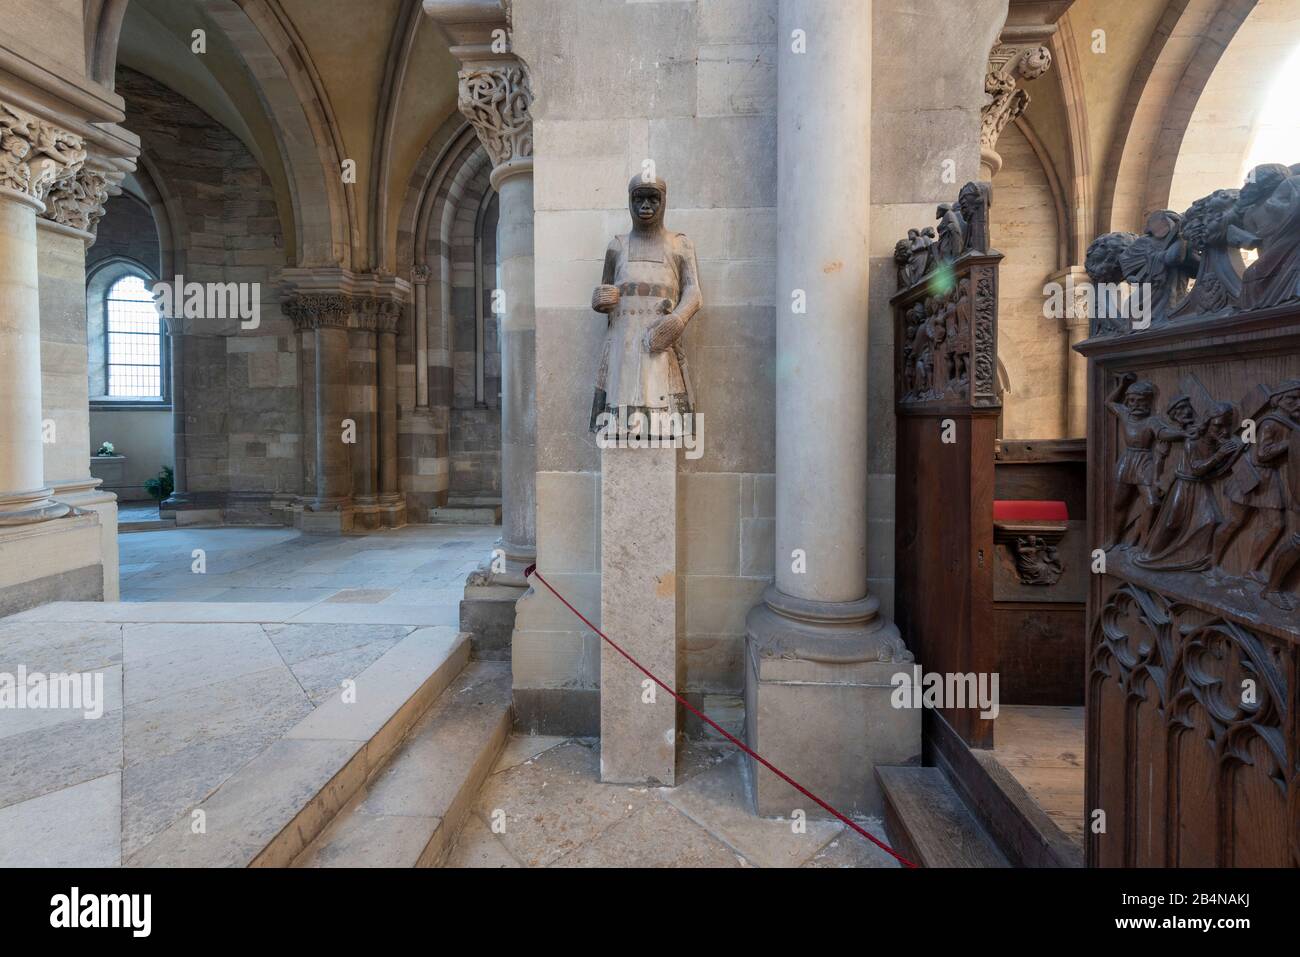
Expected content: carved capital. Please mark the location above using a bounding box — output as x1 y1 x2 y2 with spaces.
457 62 533 173
981 44 1052 167
283 293 350 332
42 166 111 234
0 101 87 205
411 263 431 285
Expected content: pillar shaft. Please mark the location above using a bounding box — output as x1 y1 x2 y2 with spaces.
773 0 872 604
378 327 399 496
314 322 352 507
496 169 536 561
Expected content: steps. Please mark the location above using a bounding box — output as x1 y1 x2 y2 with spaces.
127 627 471 867
293 660 512 867
429 496 502 526
877 766 1009 868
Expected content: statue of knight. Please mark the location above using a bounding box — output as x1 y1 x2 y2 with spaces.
589 175 703 439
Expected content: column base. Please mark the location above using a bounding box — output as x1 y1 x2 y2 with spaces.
460 553 529 661
377 493 407 528
295 497 356 534
0 487 71 526
744 586 921 819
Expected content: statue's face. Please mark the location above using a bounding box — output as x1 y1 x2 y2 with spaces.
631 188 664 227
1279 390 1300 416
1170 403 1194 427
1126 392 1152 416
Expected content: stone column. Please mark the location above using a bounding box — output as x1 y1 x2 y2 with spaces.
412 263 431 409
1052 265 1091 438
744 0 917 819
286 294 355 532
425 0 539 658
458 58 536 570
377 301 406 525
0 103 84 525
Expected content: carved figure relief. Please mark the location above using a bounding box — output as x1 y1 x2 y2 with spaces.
1011 535 1064 586
589 176 702 438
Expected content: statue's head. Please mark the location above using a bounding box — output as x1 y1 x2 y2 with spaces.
1085 231 1137 284
628 174 667 229
958 182 984 217
1272 379 1300 415
1144 209 1182 241
1166 395 1195 427
1204 401 1237 439
1125 380 1155 416
1239 164 1292 207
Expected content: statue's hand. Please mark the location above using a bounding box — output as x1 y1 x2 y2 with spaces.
592 284 620 314
645 313 685 353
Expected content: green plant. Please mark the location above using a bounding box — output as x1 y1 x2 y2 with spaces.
144 465 174 504
95 442 115 456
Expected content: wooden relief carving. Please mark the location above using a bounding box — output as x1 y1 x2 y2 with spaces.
1079 163 1300 868
893 181 999 408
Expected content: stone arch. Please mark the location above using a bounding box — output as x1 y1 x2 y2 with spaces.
1097 0 1259 233
1167 0 1300 212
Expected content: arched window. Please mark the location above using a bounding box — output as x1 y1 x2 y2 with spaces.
87 266 168 406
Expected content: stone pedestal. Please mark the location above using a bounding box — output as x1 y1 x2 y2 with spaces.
599 446 679 786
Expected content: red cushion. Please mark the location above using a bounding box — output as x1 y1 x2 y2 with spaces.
993 500 1069 522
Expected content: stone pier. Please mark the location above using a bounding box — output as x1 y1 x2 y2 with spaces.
743 0 919 819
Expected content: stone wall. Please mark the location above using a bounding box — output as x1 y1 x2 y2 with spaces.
116 67 300 522
991 122 1067 439
87 193 161 276
510 0 781 731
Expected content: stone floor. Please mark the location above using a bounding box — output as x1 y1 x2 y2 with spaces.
0 524 497 867
446 736 899 868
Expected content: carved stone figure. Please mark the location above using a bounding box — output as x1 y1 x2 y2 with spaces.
590 176 702 437
1105 374 1170 548
1236 163 1300 312
1084 231 1138 336
1118 210 1199 327
1010 535 1063 585
1137 401 1242 571
957 181 991 254
894 227 935 289
1170 188 1257 320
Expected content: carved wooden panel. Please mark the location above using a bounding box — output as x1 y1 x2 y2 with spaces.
1079 164 1300 867
892 181 1001 748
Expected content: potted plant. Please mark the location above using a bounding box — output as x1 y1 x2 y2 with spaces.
95 442 115 456
143 465 174 514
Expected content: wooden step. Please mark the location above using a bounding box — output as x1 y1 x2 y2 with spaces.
876 766 1009 868
293 660 512 867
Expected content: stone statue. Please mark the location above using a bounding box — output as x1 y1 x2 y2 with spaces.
1237 163 1300 312
590 176 702 438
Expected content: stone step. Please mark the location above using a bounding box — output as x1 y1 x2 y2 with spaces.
428 505 501 525
876 766 1009 868
126 627 471 867
293 660 512 867
119 517 177 533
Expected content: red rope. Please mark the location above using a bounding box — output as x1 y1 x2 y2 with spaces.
524 564 918 868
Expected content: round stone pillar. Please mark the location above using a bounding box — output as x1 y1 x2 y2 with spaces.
494 166 536 564
314 321 353 510
744 0 917 820
0 190 67 523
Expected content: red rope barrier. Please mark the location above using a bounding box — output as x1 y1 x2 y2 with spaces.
524 563 918 868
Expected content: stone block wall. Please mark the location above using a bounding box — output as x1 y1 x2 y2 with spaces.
511 0 781 731
115 67 300 521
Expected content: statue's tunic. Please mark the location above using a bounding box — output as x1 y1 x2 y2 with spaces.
590 229 702 434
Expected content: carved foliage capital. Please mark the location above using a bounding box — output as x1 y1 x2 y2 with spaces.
42 167 111 234
283 293 350 332
0 101 87 203
982 44 1052 153
457 63 533 171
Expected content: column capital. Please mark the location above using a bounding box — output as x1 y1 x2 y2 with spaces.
282 293 351 332
0 101 87 210
457 60 533 185
411 262 432 285
981 43 1052 177
41 165 113 237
